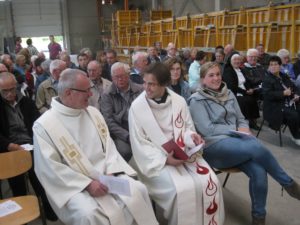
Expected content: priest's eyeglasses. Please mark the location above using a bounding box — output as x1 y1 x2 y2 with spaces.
70 87 92 93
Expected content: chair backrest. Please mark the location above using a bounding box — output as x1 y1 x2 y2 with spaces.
0 150 32 180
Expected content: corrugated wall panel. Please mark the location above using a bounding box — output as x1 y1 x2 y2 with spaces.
12 0 62 37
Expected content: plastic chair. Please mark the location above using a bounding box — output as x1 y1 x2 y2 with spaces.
0 150 43 225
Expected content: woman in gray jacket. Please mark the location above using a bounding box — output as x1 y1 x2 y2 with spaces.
188 62 300 225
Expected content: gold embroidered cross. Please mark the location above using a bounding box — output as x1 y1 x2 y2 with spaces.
60 137 89 175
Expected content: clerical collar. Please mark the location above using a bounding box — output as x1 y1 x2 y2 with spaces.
152 90 168 104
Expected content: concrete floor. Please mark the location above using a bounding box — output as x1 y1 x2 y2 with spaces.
2 121 300 225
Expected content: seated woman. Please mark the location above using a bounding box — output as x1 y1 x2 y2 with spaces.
189 61 300 225
223 53 260 129
164 58 191 101
262 55 300 146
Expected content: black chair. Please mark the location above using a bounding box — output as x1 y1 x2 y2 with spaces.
256 118 287 147
213 167 241 188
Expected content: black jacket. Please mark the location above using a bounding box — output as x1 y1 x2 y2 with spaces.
0 95 40 152
222 65 252 96
262 71 299 130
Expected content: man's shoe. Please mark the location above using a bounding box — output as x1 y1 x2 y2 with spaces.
284 181 300 200
252 216 265 225
291 137 300 146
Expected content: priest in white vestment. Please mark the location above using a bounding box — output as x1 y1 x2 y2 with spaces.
129 62 225 225
33 68 158 225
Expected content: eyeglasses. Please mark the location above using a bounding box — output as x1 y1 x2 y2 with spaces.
70 87 92 93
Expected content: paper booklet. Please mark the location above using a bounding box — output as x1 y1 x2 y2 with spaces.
99 175 131 197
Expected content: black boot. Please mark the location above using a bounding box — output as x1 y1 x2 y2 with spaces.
284 181 300 200
252 216 265 225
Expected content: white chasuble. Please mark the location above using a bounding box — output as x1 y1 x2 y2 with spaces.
33 98 158 225
129 89 225 225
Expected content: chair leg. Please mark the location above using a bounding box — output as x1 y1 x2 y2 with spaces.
38 196 48 225
256 119 264 138
0 180 2 199
279 129 283 147
223 173 230 188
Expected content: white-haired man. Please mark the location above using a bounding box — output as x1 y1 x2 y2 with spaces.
130 51 148 84
35 59 66 113
101 62 143 162
87 60 112 109
33 68 158 225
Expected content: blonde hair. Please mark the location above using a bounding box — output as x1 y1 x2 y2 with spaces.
200 62 221 79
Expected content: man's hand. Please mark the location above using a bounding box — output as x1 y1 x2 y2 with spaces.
246 89 254 95
86 180 108 197
191 133 205 146
166 152 184 166
283 88 292 96
8 143 24 151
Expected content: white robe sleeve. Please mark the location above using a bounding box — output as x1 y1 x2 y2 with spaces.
33 123 92 208
129 107 167 178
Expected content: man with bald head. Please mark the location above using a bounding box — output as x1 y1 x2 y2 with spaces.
87 60 111 109
33 68 158 225
162 42 177 62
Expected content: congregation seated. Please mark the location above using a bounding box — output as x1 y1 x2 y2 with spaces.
277 48 296 81
243 48 267 100
256 44 270 70
147 46 161 64
101 62 143 162
35 59 66 114
87 60 111 109
188 50 207 92
129 62 225 225
33 68 158 225
262 55 300 146
59 51 77 69
188 61 300 225
130 51 148 84
222 53 260 129
102 49 118 81
76 52 89 73
293 50 300 90
164 57 191 101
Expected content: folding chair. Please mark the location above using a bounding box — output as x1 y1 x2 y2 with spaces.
0 150 46 225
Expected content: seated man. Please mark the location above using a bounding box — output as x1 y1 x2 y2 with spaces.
0 72 57 221
33 68 158 225
87 60 111 109
35 59 66 113
129 62 224 225
101 62 142 162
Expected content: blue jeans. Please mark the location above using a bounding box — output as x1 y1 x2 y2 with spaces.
204 137 293 218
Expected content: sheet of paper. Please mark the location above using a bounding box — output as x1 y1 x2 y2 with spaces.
99 175 131 197
228 130 254 139
0 200 22 217
21 144 33 151
186 143 204 157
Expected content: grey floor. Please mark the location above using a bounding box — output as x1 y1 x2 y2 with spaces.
2 121 300 225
